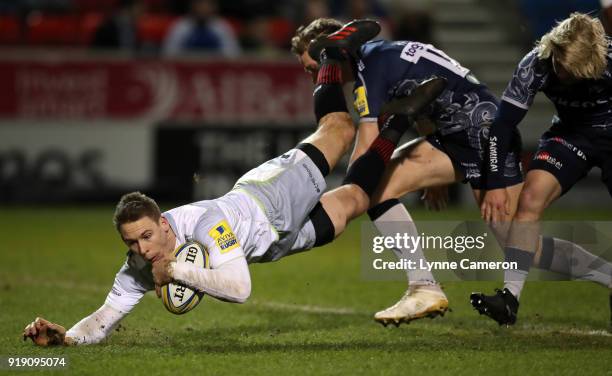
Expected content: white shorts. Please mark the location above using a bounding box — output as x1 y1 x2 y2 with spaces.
233 148 327 262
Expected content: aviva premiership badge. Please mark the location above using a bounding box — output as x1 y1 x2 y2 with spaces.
353 86 370 117
208 220 239 253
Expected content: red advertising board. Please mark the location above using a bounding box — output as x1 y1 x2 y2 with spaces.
0 59 315 123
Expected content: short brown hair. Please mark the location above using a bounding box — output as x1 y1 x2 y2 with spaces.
291 18 343 55
113 191 161 231
537 12 607 80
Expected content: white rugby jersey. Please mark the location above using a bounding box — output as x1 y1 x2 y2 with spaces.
104 189 277 313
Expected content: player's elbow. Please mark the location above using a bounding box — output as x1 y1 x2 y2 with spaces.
232 279 251 303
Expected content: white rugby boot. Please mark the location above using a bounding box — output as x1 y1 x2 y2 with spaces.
374 285 449 327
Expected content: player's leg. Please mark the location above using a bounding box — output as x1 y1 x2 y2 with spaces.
474 181 612 289
358 139 460 325
319 117 456 239
293 45 356 178
297 19 383 174
368 124 513 325
285 80 449 257
471 131 592 325
470 170 561 325
232 42 358 262
531 138 612 292
371 139 460 203
368 126 491 278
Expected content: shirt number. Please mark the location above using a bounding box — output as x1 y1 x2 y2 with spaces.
400 42 469 77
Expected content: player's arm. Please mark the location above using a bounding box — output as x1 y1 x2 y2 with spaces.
153 216 251 304
23 313 121 347
348 46 392 165
482 50 547 222
23 259 149 346
164 256 251 303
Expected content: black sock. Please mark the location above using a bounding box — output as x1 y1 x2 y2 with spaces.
367 199 401 221
309 202 335 247
342 114 411 196
343 152 382 197
296 143 330 177
313 55 347 123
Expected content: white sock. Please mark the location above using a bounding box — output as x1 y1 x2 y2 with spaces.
540 237 612 288
371 201 440 291
503 271 527 299
503 246 534 300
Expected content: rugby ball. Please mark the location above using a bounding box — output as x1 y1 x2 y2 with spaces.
161 241 209 315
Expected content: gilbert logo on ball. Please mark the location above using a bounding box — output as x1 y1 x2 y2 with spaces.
161 241 209 314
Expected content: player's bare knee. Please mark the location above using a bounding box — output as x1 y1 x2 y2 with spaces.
515 188 546 221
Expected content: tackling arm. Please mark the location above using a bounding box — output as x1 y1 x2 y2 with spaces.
485 49 548 189
485 101 527 189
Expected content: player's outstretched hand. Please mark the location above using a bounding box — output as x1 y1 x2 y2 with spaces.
152 253 176 288
421 185 449 211
480 188 510 224
23 317 67 346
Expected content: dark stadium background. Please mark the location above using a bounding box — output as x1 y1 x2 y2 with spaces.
0 0 608 207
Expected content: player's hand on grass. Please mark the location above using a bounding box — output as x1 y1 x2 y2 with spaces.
421 185 449 211
481 188 510 224
23 317 67 346
152 253 176 289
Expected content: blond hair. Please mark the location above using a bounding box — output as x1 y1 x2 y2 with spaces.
537 12 607 80
290 18 342 55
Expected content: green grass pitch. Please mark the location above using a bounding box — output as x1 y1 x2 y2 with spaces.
1 206 611 375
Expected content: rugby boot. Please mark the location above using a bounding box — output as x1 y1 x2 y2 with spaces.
375 285 449 327
470 288 519 326
308 19 381 62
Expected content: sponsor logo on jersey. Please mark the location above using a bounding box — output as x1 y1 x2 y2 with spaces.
353 86 370 116
550 137 587 160
548 95 611 108
489 136 499 172
208 220 239 253
534 152 563 170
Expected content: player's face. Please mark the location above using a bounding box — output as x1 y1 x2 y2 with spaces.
298 51 319 83
119 216 172 263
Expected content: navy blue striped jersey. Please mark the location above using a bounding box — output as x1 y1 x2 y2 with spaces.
500 38 612 131
353 39 498 134
485 38 612 188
